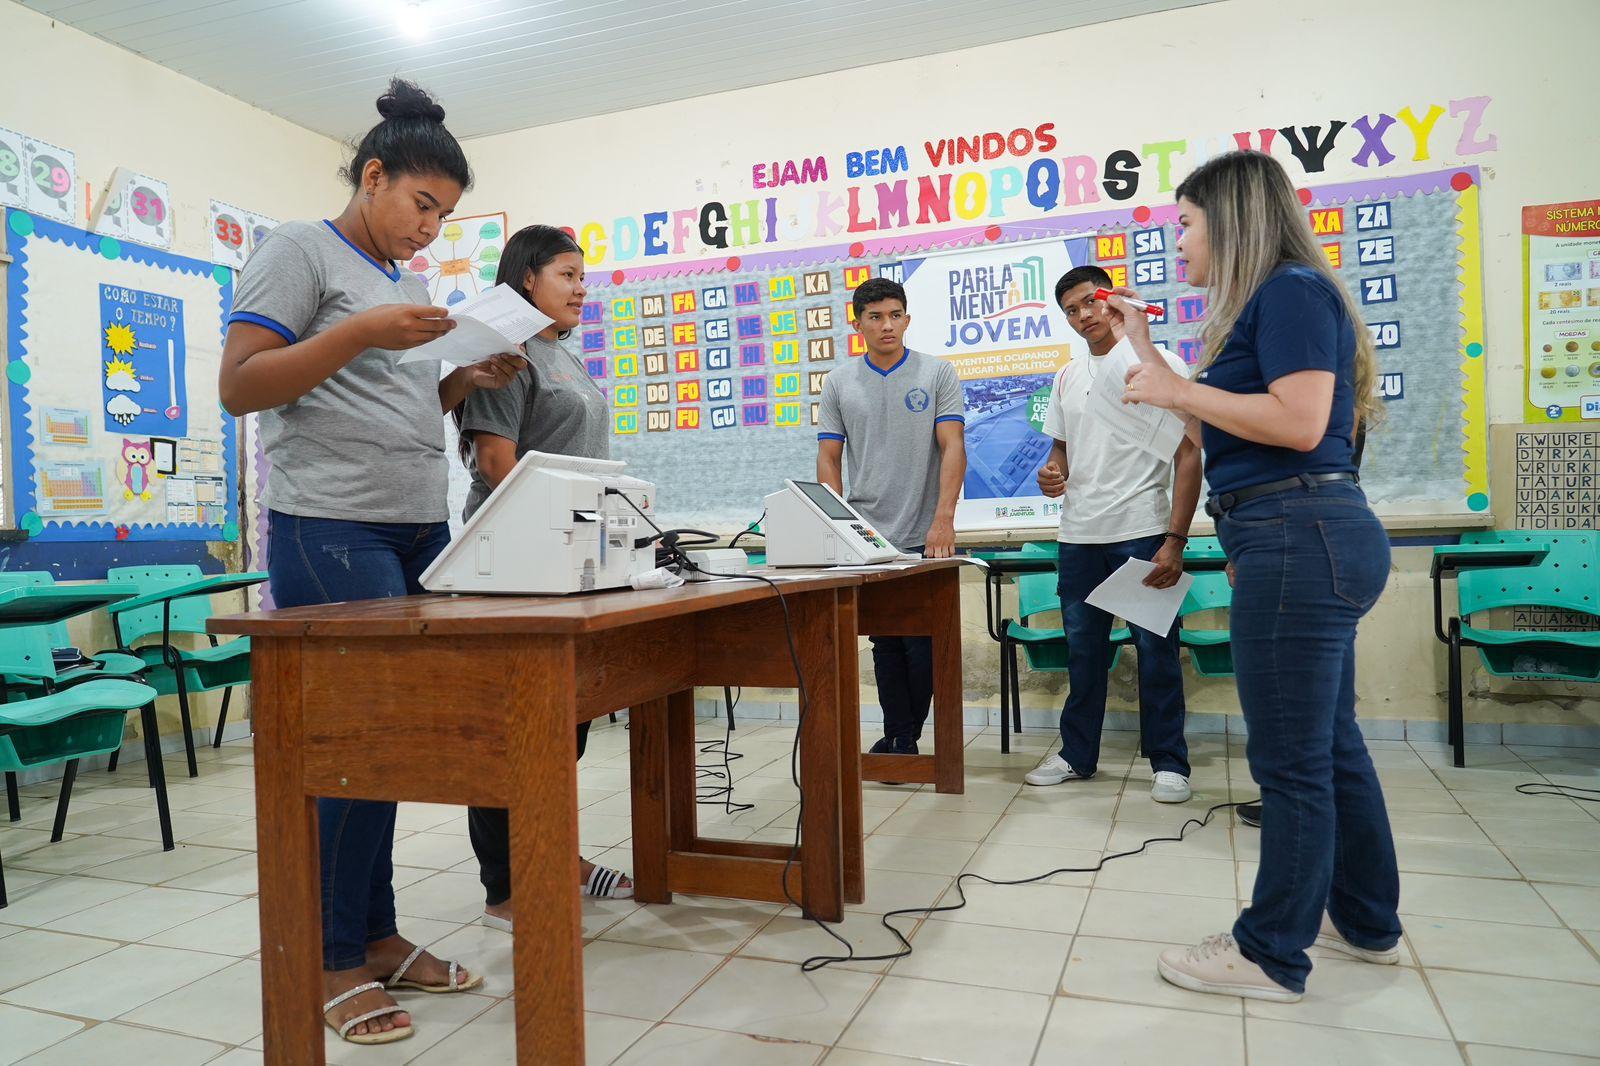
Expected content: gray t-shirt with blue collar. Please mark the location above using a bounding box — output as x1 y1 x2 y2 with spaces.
816 349 965 550
228 219 448 524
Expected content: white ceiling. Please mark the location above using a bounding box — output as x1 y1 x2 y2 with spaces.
19 0 1215 140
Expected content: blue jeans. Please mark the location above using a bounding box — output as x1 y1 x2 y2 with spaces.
870 546 932 742
1056 535 1189 777
1218 480 1402 992
266 510 451 971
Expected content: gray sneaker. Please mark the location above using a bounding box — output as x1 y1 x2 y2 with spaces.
1314 914 1400 965
1024 753 1088 786
1151 771 1192 803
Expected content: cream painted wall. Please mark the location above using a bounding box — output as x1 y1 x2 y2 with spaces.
0 1 344 260
465 0 1600 430
463 0 1600 732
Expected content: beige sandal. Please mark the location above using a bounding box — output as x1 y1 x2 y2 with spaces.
385 943 483 994
324 980 413 1045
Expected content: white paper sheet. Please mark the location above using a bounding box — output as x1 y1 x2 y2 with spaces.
1083 557 1193 636
1086 338 1187 459
399 284 553 366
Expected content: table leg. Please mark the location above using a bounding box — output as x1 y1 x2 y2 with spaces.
666 690 699 852
508 637 585 1066
930 568 966 795
795 590 843 922
253 638 324 1066
835 589 865 905
628 697 671 905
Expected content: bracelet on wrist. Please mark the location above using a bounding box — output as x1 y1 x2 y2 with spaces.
1163 532 1189 544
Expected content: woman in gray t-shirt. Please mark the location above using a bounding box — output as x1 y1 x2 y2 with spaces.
221 80 520 1047
450 226 633 930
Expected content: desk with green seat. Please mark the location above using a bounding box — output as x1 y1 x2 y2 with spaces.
1177 537 1235 678
980 540 1237 752
104 567 266 778
1433 531 1593 767
979 544 1130 753
0 584 171 908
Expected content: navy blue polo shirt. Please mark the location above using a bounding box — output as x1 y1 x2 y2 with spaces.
1197 263 1358 495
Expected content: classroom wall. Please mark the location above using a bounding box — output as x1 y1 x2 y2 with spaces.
463 0 1600 734
0 1 344 755
465 0 1598 431
0 2 345 262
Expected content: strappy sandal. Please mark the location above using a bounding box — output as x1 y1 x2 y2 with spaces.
324 981 412 1045
584 864 634 900
384 943 484 994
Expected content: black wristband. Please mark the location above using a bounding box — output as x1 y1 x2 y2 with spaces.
1164 532 1189 544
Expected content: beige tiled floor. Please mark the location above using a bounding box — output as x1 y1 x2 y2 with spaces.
2 720 1600 1064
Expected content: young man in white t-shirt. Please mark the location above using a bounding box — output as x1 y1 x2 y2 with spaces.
1024 266 1202 802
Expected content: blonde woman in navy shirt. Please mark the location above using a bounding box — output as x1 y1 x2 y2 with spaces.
1117 150 1401 1002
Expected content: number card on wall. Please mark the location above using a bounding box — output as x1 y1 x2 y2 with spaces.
208 199 278 270
92 167 172 249
0 125 76 224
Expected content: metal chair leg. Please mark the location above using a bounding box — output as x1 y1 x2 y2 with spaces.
212 686 234 748
1009 643 1022 737
173 668 199 778
999 638 1012 754
5 772 18 822
107 747 120 773
1448 621 1465 769
140 703 174 850
51 759 79 842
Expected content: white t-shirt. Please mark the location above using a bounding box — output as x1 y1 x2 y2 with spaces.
1043 341 1191 544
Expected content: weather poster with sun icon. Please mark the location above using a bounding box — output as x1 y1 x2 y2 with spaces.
99 283 188 439
406 212 506 306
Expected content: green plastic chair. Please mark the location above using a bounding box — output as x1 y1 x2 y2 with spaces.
105 566 254 778
0 573 148 688
0 674 172 908
998 542 1128 752
1437 530 1599 765
1179 537 1235 677
0 572 152 826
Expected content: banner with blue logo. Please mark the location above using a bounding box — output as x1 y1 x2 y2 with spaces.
901 237 1080 529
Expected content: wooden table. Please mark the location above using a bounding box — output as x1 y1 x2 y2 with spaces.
211 573 871 1066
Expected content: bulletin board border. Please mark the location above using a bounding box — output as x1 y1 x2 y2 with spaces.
4 210 239 543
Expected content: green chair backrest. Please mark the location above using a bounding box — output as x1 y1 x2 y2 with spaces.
1180 570 1233 620
1186 535 1223 555
1457 531 1599 620
0 572 64 683
1004 543 1060 626
106 565 212 644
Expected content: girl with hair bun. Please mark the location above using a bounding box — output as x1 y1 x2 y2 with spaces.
221 78 520 1045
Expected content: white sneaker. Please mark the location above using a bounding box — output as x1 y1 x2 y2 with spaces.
1314 914 1400 965
1151 771 1192 803
1024 753 1088 786
1157 933 1302 1002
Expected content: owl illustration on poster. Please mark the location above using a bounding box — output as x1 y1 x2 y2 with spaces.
407 212 506 306
119 438 154 501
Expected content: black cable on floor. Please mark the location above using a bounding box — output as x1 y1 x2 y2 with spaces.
799 799 1245 972
1516 782 1600 803
696 688 752 816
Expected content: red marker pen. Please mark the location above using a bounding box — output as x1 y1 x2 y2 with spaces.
1094 287 1164 319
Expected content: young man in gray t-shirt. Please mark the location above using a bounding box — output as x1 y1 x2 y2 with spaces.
817 277 966 757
